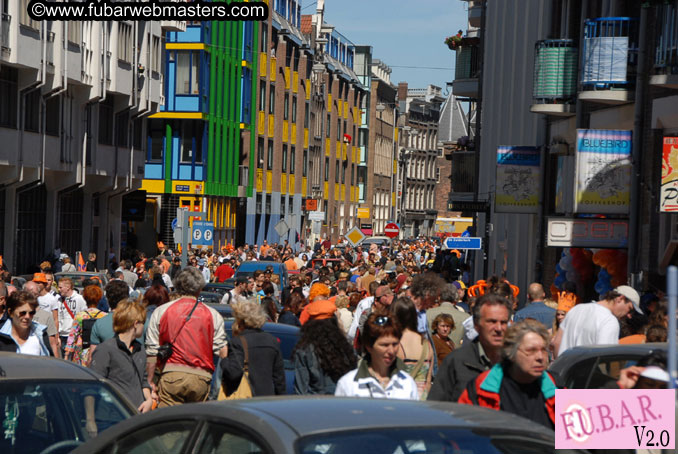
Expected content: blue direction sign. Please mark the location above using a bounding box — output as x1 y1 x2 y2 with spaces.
444 237 482 250
192 221 214 247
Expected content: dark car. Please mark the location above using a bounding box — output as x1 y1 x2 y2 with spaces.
0 353 136 454
197 291 224 305
206 303 299 395
72 397 587 454
54 271 109 290
203 282 234 295
548 343 667 389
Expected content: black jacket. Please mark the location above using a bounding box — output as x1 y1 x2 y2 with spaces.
221 329 286 396
427 338 490 402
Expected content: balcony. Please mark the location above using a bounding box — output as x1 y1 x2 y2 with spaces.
530 39 577 116
452 38 480 98
651 3 678 89
468 1 482 28
160 21 186 32
450 151 475 194
579 17 638 104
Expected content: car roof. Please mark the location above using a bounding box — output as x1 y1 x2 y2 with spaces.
0 352 102 381
238 261 286 270
549 343 667 374
89 397 554 441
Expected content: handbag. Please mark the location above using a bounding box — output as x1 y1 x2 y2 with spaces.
218 336 253 400
157 299 199 362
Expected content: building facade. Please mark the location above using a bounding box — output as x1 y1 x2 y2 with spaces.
0 2 166 273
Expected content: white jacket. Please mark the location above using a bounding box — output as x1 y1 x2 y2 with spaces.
335 360 419 400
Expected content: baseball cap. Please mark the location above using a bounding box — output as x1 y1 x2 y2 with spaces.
33 273 48 284
615 285 642 314
639 366 670 383
197 258 206 266
59 253 69 260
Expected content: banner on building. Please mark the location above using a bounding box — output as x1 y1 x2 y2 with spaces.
661 137 678 212
495 146 541 213
574 129 631 214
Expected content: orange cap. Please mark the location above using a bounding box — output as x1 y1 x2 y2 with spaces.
306 299 337 321
308 283 330 303
33 273 48 284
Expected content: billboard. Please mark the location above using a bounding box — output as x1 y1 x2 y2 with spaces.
574 129 631 214
661 137 678 212
495 146 541 213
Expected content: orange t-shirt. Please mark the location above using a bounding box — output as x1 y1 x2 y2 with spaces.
618 334 646 345
284 259 298 270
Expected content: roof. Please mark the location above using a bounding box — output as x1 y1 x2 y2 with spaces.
438 93 470 143
0 353 101 381
272 11 311 49
300 15 312 35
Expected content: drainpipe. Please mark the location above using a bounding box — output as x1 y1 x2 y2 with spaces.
101 23 107 103
574 0 589 131
627 4 650 287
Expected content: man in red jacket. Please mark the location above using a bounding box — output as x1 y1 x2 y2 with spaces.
213 258 235 283
458 319 557 429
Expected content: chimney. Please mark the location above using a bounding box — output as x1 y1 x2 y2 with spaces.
397 82 408 102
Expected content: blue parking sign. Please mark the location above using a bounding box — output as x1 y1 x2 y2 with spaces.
192 221 214 247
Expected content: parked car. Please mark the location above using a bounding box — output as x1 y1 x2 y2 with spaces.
310 258 345 270
548 343 667 389
72 397 586 454
361 236 392 249
0 353 136 454
206 303 299 395
203 282 234 295
234 261 289 291
54 271 109 290
197 291 224 305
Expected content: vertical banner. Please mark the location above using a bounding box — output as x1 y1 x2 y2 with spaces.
574 129 631 214
495 146 541 213
661 137 678 212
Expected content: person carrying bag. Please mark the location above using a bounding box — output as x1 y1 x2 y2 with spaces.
218 336 253 400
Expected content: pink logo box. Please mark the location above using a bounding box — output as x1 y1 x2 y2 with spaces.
555 389 675 450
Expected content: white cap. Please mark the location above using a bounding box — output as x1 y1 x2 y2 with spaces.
640 366 669 383
615 285 642 314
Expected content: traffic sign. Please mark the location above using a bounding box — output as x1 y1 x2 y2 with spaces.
384 222 400 239
345 226 366 247
308 211 325 221
171 218 178 230
443 237 482 250
274 218 290 237
192 221 214 247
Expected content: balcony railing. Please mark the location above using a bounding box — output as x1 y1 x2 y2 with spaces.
654 3 678 75
450 151 475 194
455 40 480 80
1 13 10 50
581 17 638 90
532 39 577 102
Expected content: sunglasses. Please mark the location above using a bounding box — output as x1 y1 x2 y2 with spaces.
374 316 390 326
17 310 36 317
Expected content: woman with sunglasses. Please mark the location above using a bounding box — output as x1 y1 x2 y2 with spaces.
335 312 418 400
0 291 51 356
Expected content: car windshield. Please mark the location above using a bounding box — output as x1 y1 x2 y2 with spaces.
0 380 133 454
297 428 578 454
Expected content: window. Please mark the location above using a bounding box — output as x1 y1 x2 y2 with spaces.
257 138 264 167
335 159 339 182
337 118 341 139
292 96 297 123
284 94 289 120
98 98 113 145
112 421 196 454
324 157 329 181
290 146 295 173
24 90 40 133
68 21 82 45
151 36 161 73
133 117 143 149
260 25 268 53
304 103 309 128
259 83 266 111
117 23 132 63
19 0 39 29
303 149 308 177
351 164 355 185
195 423 265 454
267 141 273 169
341 162 345 183
176 51 200 95
181 121 203 163
115 110 129 147
149 121 164 162
0 67 18 129
326 114 331 137
282 144 287 172
268 84 275 114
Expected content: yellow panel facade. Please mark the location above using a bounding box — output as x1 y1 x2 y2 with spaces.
270 56 277 81
344 103 348 119
350 186 354 202
393 159 397 174
281 174 287 194
140 179 164 194
324 182 329 199
258 111 265 135
291 123 297 144
337 99 342 115
335 183 339 201
302 177 307 197
325 138 330 156
341 184 345 201
293 71 298 93
256 169 263 192
284 67 290 90
392 192 396 207
283 121 289 142
268 114 274 137
327 93 332 108
259 52 267 77
266 171 273 193
305 79 310 100
289 174 295 194
304 128 309 148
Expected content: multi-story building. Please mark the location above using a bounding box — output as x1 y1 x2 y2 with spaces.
397 83 444 238
452 0 678 297
0 2 166 273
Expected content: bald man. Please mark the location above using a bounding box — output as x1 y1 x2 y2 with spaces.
512 283 555 328
23 281 59 357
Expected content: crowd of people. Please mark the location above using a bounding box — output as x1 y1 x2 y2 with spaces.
0 236 673 432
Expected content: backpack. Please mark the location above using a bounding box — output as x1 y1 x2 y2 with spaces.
81 311 102 349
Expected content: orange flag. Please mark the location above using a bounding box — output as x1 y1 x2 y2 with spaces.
77 251 86 271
